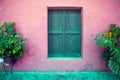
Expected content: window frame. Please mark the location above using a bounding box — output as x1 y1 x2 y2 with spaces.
47 7 83 59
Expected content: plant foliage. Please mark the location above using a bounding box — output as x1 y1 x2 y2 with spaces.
0 22 27 60
95 24 120 75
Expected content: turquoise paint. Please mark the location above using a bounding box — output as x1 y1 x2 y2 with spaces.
0 72 120 80
48 9 81 57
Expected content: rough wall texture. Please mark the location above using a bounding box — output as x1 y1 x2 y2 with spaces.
0 0 120 71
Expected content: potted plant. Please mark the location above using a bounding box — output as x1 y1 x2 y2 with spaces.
0 22 28 66
95 24 120 75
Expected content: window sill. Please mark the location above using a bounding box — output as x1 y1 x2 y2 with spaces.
48 57 82 60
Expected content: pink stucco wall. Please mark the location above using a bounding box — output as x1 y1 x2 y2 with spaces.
0 0 120 71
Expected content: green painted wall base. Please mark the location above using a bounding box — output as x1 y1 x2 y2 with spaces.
0 72 120 80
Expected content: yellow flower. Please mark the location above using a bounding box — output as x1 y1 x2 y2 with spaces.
104 31 114 38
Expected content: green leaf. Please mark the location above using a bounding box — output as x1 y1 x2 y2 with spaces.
95 34 117 49
6 22 15 34
109 58 120 74
15 33 21 37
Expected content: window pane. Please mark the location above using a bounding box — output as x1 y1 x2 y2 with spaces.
66 10 81 32
48 10 63 32
66 34 81 57
48 34 64 57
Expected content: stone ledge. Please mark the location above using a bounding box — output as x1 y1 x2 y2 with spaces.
0 72 120 80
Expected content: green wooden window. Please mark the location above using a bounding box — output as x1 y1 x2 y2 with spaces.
48 9 81 57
